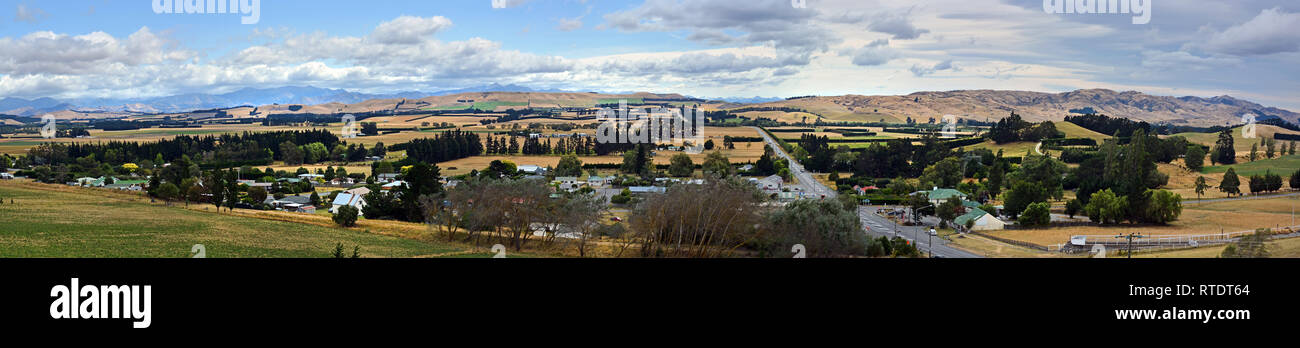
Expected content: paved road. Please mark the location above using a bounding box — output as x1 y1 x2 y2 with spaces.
751 127 836 199
753 127 978 257
858 206 982 258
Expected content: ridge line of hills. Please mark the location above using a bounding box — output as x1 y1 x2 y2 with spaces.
2 86 1296 128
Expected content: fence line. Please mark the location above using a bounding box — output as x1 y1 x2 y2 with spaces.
1065 225 1299 253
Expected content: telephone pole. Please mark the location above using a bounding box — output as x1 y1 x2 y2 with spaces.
1115 233 1145 258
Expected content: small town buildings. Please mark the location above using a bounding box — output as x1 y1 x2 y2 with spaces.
754 175 784 192
586 176 609 188
954 208 1006 231
381 180 407 190
330 188 369 216
282 204 317 214
554 176 581 191
517 165 546 175
628 186 667 194
264 194 314 210
104 180 148 191
917 188 967 206
376 173 400 183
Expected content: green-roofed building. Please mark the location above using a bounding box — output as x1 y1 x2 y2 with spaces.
914 188 968 205
953 208 1006 231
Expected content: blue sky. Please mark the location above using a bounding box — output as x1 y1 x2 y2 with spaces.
1 0 1298 110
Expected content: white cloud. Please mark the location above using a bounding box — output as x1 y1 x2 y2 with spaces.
369 16 453 45
842 39 896 66
556 17 583 31
867 12 930 40
601 0 834 54
14 4 48 24
910 59 957 76
1194 7 1300 56
0 27 191 76
1140 50 1242 71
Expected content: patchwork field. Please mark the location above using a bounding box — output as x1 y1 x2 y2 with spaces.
0 124 316 155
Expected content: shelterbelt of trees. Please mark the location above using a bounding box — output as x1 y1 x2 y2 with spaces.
26 130 341 169
783 112 1190 228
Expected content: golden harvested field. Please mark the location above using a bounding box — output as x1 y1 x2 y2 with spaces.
961 140 1039 157
737 111 821 124
986 195 1300 247
1056 121 1109 141
946 234 1069 258
0 124 317 155
699 126 763 138
1160 163 1258 201
364 114 494 127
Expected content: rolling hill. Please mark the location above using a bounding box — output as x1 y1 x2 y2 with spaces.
8 87 1296 129
736 89 1298 127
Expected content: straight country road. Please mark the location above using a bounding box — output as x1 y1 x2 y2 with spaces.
752 126 977 257
751 127 836 199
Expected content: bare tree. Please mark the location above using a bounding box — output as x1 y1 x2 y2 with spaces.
630 177 766 258
553 194 608 257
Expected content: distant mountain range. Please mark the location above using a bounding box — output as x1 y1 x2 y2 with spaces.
709 96 785 104
0 83 577 116
749 89 1300 127
2 86 1296 128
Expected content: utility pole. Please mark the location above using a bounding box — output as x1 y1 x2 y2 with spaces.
928 227 936 258
1116 233 1145 258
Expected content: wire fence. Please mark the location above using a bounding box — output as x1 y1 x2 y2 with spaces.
1062 225 1300 254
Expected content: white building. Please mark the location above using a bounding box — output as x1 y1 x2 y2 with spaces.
554 176 581 191
517 165 546 175
330 188 370 216
954 208 1005 231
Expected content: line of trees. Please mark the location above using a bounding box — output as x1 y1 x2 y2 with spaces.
27 129 339 169
988 112 1063 144
1064 113 1152 138
401 130 484 164
1064 129 1182 225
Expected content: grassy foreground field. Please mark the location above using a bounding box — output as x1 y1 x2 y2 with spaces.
1138 236 1300 258
985 195 1300 247
0 180 470 258
1203 154 1300 178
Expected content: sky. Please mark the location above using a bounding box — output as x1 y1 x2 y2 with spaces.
0 0 1298 110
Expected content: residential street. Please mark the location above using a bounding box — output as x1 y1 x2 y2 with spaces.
752 126 977 257
859 206 982 258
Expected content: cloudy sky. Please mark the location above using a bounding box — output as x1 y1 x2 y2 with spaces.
1 0 1298 109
